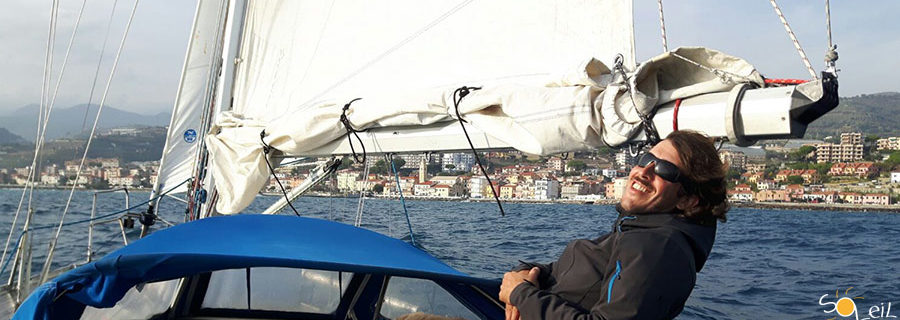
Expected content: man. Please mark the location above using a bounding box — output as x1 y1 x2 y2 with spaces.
499 130 729 320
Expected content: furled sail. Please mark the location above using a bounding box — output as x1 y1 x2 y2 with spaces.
207 47 765 213
153 0 227 195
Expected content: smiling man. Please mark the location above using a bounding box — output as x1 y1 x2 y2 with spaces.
499 130 729 320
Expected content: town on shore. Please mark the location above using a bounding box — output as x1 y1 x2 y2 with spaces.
2 131 899 211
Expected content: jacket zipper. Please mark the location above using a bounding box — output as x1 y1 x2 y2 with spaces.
606 260 622 303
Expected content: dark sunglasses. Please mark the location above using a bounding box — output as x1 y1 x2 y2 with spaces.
636 152 692 186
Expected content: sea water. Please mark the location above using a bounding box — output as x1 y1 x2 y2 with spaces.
1 189 898 320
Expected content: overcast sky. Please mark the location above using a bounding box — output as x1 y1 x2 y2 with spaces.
1 0 897 116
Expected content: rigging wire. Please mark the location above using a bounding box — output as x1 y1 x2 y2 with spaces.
452 86 505 217
768 0 818 79
80 0 120 136
39 0 142 284
388 154 416 246
3 0 64 271
657 0 668 52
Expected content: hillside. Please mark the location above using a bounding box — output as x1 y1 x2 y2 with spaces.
0 104 170 141
0 127 26 145
0 127 167 169
804 92 900 139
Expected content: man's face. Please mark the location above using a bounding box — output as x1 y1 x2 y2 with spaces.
620 140 687 213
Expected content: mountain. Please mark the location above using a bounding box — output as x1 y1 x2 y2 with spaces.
0 104 171 141
0 127 27 145
804 92 900 139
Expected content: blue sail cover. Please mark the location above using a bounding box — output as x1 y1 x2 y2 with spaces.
14 215 497 320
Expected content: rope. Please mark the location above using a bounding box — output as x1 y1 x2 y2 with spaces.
340 98 366 163
768 0 818 79
452 86 505 216
0 178 190 279
40 0 142 284
657 0 668 52
764 78 809 85
613 55 660 146
387 154 416 246
824 0 833 51
823 0 838 73
260 131 301 216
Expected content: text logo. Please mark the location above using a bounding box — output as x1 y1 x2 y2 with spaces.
820 287 895 320
183 129 197 143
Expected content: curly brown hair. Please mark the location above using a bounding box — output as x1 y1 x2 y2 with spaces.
665 130 729 224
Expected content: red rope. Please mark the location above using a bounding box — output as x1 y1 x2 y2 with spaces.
672 99 682 131
764 78 809 85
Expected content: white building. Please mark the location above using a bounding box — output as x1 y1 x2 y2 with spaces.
441 153 475 172
615 151 636 169
534 178 560 200
336 170 358 191
468 176 487 198
892 172 900 184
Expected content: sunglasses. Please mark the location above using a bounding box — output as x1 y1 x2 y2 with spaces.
636 152 692 187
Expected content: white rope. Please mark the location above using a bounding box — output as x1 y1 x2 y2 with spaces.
40 0 142 283
824 0 833 50
657 0 668 52
1 0 61 273
768 0 818 79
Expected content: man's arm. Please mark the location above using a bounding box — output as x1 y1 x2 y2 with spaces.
509 232 696 320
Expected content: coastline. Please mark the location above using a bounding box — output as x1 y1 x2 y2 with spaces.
4 186 897 213
295 192 900 213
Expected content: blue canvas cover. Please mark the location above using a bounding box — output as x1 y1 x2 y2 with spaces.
14 214 496 320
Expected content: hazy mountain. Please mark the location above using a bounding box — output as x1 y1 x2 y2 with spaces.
0 127 27 145
0 104 170 141
804 92 900 139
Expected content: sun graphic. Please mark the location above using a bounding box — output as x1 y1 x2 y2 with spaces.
827 287 864 320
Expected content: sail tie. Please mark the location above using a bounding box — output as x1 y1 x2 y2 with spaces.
452 86 505 217
340 98 367 163
260 130 301 216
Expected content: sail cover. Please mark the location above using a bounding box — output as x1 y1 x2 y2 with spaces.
153 0 226 195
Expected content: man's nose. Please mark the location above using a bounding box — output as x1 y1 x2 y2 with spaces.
636 161 655 178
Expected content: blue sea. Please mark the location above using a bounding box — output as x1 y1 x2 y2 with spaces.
1 188 898 319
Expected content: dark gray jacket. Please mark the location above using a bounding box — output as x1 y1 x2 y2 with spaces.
509 206 716 320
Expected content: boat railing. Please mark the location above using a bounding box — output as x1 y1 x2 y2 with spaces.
87 188 131 263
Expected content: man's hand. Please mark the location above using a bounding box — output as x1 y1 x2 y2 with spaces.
505 304 520 320
499 267 540 304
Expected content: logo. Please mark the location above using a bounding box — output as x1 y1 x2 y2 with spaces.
820 287 895 320
183 129 197 143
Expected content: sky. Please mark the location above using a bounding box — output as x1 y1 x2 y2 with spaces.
0 0 897 116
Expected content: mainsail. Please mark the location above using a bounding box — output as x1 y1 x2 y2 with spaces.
190 0 836 214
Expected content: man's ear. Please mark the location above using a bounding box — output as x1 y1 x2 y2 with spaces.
676 194 699 212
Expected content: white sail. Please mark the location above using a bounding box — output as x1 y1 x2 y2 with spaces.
202 0 837 214
153 0 227 195
229 0 635 122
